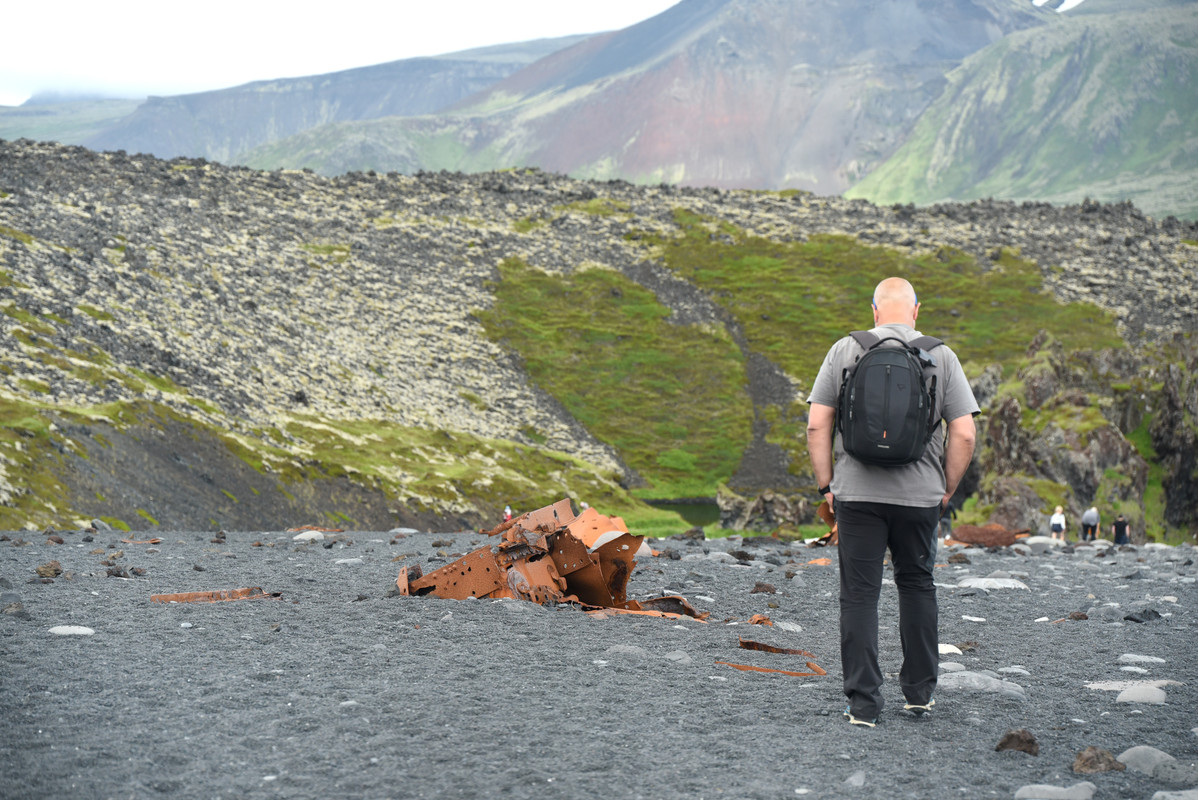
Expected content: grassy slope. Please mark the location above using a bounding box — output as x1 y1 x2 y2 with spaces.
0 100 142 145
847 6 1198 220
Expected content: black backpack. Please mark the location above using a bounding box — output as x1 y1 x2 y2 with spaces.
836 331 942 467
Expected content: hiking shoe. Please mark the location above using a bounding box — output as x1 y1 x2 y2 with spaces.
902 698 935 717
843 706 878 728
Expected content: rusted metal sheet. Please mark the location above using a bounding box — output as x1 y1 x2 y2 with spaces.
150 587 282 604
714 637 828 677
397 498 709 620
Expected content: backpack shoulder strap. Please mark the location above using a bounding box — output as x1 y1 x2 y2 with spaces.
909 335 943 352
849 330 879 351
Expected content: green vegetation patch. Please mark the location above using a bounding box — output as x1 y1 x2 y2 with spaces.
77 303 115 322
300 242 351 266
650 211 1123 388
278 412 640 514
557 197 632 218
477 259 752 498
0 225 34 246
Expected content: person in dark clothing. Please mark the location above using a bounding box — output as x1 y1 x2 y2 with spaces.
1112 514 1130 545
807 278 980 728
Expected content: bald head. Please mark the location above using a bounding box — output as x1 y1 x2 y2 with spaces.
872 277 919 327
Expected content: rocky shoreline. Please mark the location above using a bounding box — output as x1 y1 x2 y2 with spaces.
1 521 1195 799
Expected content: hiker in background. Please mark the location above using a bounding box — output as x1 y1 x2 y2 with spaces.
503 504 512 522
1112 513 1130 545
1050 506 1067 542
807 277 979 728
1081 506 1099 542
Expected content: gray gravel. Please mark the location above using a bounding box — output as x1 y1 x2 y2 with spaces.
1 527 1195 800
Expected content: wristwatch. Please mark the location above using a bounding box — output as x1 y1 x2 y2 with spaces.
818 485 831 496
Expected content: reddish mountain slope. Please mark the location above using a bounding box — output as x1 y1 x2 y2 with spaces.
451 0 1055 191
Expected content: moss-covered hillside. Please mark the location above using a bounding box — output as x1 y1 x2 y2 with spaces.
1 140 1196 539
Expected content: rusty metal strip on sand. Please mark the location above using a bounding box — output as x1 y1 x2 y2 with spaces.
150 587 282 604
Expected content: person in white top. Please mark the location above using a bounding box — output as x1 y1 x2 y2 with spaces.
1049 505 1067 542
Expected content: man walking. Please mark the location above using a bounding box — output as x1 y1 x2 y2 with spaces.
806 277 979 727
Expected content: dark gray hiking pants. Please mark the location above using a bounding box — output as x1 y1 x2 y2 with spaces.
836 500 940 719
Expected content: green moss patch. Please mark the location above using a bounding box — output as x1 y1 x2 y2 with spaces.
477 259 752 498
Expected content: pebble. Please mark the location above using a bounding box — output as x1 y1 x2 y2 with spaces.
939 661 966 672
1150 791 1198 800
1116 685 1167 704
1118 653 1166 664
1014 781 1096 800
1119 745 1176 775
1121 666 1150 674
663 650 692 664
843 770 865 787
937 670 1027 701
334 558 364 565
49 625 95 636
938 643 963 655
957 577 1030 590
961 614 986 622
293 531 325 541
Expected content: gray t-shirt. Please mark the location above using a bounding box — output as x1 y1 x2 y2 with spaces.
807 323 980 508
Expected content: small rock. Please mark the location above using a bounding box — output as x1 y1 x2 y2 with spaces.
1013 781 1096 800
663 650 692 665
49 625 95 636
948 552 971 564
1118 653 1166 664
843 770 866 787
1123 609 1162 623
1072 746 1125 774
1149 789 1198 800
1116 685 1167 704
35 561 63 578
1118 745 1177 775
750 582 776 594
1067 611 1089 621
996 729 1039 756
293 531 325 542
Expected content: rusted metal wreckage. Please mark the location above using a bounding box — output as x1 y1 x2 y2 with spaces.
396 498 709 621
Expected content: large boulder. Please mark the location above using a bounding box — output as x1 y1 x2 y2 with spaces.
1150 339 1198 529
976 334 1148 535
717 485 813 531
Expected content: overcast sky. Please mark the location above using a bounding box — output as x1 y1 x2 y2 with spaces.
0 0 681 107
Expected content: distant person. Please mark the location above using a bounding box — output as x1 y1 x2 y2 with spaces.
1081 506 1100 542
1112 514 1130 545
1050 506 1067 542
503 504 512 523
807 277 979 728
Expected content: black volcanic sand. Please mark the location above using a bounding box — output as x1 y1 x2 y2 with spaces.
1 527 1195 800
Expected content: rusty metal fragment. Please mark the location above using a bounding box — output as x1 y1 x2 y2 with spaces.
714 637 828 677
150 587 282 604
397 499 709 620
715 661 827 677
949 523 1030 548
808 500 838 547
